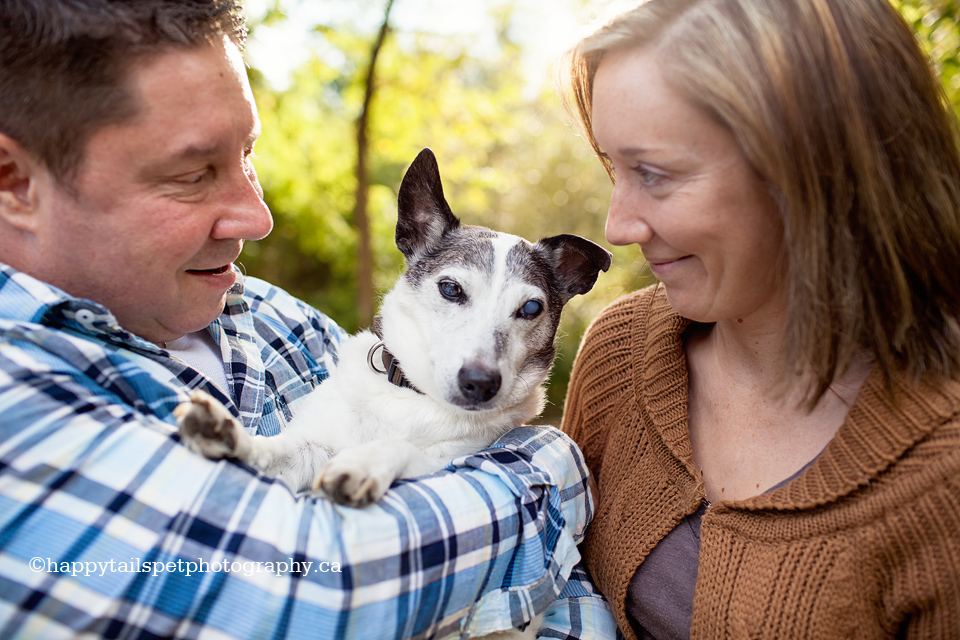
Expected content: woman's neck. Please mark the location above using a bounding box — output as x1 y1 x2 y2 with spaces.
700 300 794 396
684 303 874 502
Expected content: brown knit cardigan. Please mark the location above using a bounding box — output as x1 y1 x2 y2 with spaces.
561 285 960 639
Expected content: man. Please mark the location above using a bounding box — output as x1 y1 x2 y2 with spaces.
0 1 615 638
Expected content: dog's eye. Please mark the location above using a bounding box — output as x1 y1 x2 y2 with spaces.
438 280 464 302
518 299 543 319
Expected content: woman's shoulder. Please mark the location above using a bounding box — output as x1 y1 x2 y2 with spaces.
894 379 960 483
799 374 960 518
854 384 960 600
579 283 685 357
567 284 686 411
586 284 670 334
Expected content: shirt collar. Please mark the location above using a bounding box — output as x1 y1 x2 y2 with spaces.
0 261 75 324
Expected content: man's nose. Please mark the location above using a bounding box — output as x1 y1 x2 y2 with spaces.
212 163 273 241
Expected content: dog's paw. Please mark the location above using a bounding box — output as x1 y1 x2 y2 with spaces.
175 390 244 460
313 454 393 508
475 614 544 640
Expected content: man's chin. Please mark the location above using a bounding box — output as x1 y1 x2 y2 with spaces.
133 299 228 345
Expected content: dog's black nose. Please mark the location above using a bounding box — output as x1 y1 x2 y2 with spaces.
458 366 501 403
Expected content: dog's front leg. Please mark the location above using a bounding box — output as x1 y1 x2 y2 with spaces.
176 390 331 491
475 614 545 640
314 439 446 508
176 390 253 461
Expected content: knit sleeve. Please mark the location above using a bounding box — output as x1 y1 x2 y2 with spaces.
561 289 648 480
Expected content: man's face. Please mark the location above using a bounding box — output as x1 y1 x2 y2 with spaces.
29 37 273 343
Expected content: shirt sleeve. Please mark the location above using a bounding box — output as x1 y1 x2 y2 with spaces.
537 563 622 639
0 362 591 639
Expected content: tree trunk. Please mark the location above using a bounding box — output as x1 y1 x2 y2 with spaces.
354 0 396 328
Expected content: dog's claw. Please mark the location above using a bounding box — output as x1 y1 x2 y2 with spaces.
176 390 243 459
314 462 387 508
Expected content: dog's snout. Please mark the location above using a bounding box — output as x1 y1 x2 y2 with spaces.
458 366 501 403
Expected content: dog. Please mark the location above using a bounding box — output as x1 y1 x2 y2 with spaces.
175 148 610 638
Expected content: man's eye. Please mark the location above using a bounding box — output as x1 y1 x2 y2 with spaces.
518 299 543 319
438 280 464 302
182 167 213 184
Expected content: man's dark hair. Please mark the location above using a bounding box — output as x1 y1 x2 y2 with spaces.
0 0 247 186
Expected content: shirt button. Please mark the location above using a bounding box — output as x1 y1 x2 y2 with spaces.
75 309 98 327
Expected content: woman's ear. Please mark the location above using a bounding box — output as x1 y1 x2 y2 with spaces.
0 133 42 232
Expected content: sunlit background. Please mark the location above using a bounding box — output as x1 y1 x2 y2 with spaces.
245 0 640 91
237 0 960 423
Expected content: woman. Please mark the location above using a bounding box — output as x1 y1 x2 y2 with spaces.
559 0 960 638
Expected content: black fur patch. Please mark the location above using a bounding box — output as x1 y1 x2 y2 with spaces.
405 226 498 287
506 241 565 327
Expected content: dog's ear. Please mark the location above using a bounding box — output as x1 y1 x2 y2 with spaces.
535 234 612 303
396 148 461 259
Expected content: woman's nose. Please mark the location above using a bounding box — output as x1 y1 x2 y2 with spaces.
605 181 653 246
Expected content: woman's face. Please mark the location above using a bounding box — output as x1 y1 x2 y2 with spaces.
592 47 787 324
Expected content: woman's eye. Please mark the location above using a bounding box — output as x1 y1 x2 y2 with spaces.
438 280 463 302
634 165 666 188
518 299 543 319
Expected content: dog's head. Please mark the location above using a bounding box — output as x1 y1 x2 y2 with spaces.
380 148 611 417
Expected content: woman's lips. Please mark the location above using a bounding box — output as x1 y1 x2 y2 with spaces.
648 255 691 278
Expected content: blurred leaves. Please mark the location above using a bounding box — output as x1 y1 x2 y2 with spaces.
893 0 960 112
243 0 957 422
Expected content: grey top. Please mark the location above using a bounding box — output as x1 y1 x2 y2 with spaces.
626 456 820 640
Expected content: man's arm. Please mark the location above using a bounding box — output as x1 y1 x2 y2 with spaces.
538 563 622 640
0 361 589 639
535 471 621 639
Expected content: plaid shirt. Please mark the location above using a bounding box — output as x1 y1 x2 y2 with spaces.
0 262 616 639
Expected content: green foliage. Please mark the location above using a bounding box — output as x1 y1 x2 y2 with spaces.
244 0 957 424
243 60 357 325
893 0 960 113
243 12 653 421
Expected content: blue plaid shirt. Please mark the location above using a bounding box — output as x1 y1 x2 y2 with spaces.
0 262 616 639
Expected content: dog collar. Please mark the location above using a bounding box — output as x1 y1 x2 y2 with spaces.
368 317 424 394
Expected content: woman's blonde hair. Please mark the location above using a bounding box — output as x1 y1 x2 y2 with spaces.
561 0 960 402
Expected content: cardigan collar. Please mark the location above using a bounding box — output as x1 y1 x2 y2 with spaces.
634 285 960 511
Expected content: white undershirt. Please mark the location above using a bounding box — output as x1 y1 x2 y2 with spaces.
165 331 231 398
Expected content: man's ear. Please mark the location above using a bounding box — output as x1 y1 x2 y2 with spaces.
0 132 42 232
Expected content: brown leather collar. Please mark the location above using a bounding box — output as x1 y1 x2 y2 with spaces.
369 316 423 394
